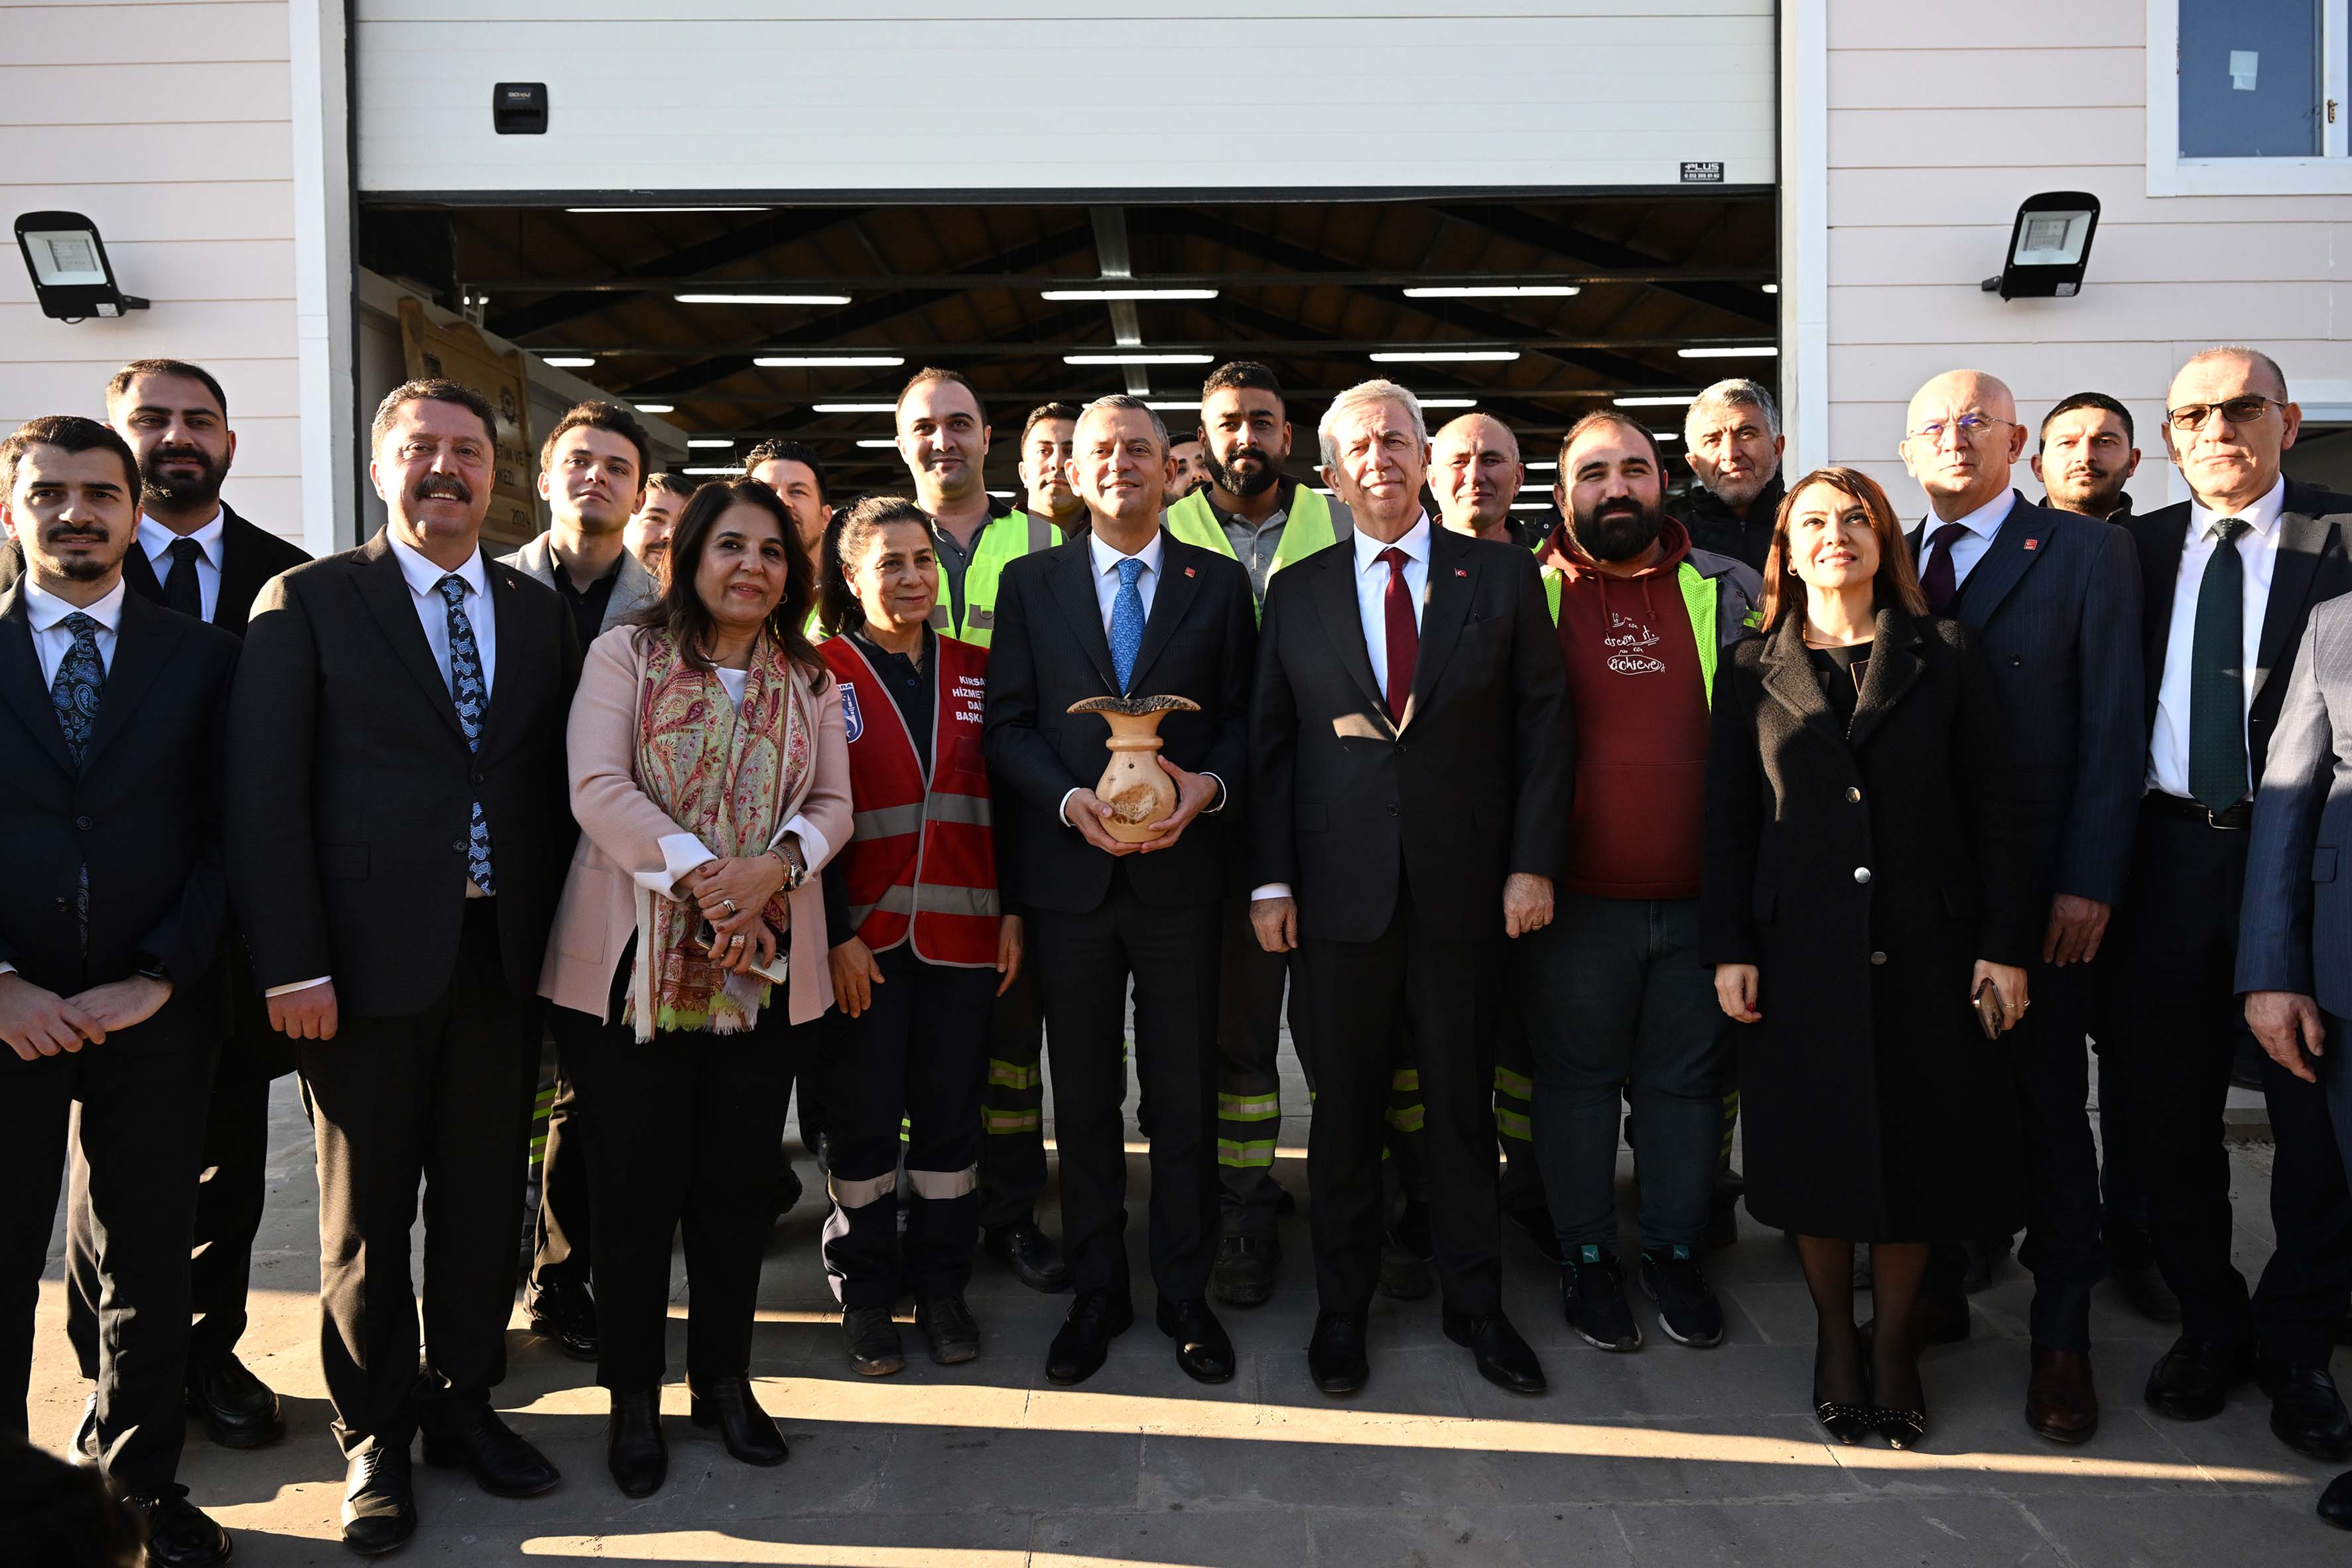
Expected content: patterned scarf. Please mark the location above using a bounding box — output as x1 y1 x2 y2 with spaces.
627 627 815 1039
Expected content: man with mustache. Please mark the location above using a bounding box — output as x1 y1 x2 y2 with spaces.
2033 392 2143 524
1162 362 1356 1307
1018 402 1088 539
1521 411 1758 1355
1899 368 2143 1443
228 379 582 1553
33 361 314 1463
497 401 663 1370
1681 379 1787 575
1168 438 1209 503
0 414 242 1567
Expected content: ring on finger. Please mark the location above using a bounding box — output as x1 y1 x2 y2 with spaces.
722 897 739 915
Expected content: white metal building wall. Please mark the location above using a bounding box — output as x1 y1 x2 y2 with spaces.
353 0 1776 197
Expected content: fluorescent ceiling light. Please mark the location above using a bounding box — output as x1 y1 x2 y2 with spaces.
1525 461 1557 470
1418 397 1477 409
754 355 904 368
544 356 597 368
1677 346 1778 359
855 438 899 448
1145 401 1201 411
1614 394 1696 407
686 438 734 448
1064 352 1214 365
1403 285 1580 298
1508 501 1553 510
1041 287 1218 301
988 490 1016 498
632 403 675 414
1369 350 1520 363
568 205 767 214
675 293 852 306
1654 431 1682 440
1762 283 1780 293
813 402 897 414
681 466 738 476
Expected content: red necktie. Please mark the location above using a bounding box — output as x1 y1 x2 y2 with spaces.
1920 522 1968 614
1380 546 1417 724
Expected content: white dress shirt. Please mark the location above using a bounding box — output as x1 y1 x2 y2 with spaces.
22 576 125 686
2148 476 2288 799
137 510 225 623
1919 488 2016 592
1253 512 1431 902
386 531 497 696
1058 527 1223 827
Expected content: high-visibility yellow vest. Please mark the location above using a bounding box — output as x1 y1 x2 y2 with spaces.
929 507 1059 649
1162 484 1340 615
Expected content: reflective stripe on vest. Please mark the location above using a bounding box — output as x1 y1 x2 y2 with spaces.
1677 560 1720 711
1162 485 1340 616
929 509 1057 649
820 635 1001 966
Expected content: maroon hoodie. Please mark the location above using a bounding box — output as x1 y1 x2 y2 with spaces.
1537 517 1711 899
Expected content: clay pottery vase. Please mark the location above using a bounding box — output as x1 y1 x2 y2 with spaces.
1067 694 1203 844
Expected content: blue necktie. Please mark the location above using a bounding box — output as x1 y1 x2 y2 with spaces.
1110 556 1145 694
51 612 103 950
436 574 497 894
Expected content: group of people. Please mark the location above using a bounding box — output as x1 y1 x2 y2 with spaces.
9 338 2352 1564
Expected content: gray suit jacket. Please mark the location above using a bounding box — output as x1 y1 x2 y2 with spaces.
499 533 661 636
2238 594 2352 1013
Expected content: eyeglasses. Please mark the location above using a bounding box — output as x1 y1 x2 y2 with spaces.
2164 395 2283 432
1904 412 2017 444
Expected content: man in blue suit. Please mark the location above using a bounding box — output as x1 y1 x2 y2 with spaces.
1900 368 2145 1444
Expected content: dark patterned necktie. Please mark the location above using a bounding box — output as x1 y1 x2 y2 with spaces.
163 537 204 619
2188 518 2251 813
436 574 497 894
1919 523 1969 614
1379 546 1417 723
51 612 104 950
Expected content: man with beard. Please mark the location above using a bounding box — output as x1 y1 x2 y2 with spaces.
44 362 312 1461
0 415 241 1567
1168 438 1209 503
1521 411 1758 1354
745 438 832 563
1900 368 2142 1443
228 380 581 1553
1019 403 1087 537
1163 361 1356 1305
2033 392 2143 523
1681 379 1786 574
497 401 662 1370
891 369 1069 1292
625 472 692 580
1252 379 1567 1396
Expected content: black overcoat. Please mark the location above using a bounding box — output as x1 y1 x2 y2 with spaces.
1700 608 2036 1241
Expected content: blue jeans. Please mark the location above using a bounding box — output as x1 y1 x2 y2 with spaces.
1518 893 1727 1255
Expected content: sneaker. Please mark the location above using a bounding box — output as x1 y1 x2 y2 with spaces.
1561 1246 1642 1352
916 1291 981 1365
1640 1246 1725 1348
1211 1234 1279 1307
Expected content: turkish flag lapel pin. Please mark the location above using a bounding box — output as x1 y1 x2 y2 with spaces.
1185 566 1196 576
2024 538 2039 551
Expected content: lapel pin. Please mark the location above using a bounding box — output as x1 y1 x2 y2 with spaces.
1455 568 1468 577
1185 566 1196 577
2023 539 2039 551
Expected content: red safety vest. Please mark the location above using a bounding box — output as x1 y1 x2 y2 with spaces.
820 633 1000 966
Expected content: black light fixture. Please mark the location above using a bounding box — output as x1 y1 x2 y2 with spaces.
16 211 149 320
1981 192 2101 300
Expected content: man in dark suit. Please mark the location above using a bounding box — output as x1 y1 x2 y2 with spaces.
46 360 314 1458
2239 592 2352 1528
983 394 1257 1388
1898 369 2145 1443
2107 346 2352 1459
1252 379 1571 1397
228 379 582 1553
0 415 240 1565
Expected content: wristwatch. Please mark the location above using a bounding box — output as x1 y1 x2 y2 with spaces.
769 838 809 891
133 952 170 984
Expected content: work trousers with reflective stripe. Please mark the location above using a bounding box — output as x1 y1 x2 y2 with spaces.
1383 1024 1543 1216
1216 892 1300 1237
980 950 1048 1231
821 945 995 1309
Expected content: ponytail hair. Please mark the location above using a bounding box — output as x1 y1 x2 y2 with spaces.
821 493 935 637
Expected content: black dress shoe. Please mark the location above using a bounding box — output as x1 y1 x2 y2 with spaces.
419 1399 561 1496
2144 1334 2251 1422
844 1306 905 1376
340 1444 417 1557
71 1390 98 1464
1307 1309 1370 1395
1045 1293 1133 1386
984 1219 1071 1293
526 1275 600 1363
1443 1309 1547 1396
187 1352 287 1449
605 1388 667 1497
2109 1256 2183 1325
123 1485 231 1567
1156 1296 1235 1384
1211 1234 1279 1307
690 1376 788 1467
2321 1469 2352 1530
2259 1358 2352 1461
917 1291 982 1365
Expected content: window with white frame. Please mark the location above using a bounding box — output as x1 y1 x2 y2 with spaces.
2148 0 2352 194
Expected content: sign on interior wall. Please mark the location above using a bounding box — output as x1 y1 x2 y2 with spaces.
397 296 538 547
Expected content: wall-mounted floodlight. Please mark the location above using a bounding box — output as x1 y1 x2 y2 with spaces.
17 212 149 321
1981 192 2100 300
